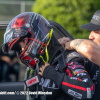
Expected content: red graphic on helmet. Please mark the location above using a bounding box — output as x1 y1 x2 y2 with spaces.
3 12 52 67
11 13 30 28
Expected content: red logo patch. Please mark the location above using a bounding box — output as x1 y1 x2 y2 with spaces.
26 76 39 87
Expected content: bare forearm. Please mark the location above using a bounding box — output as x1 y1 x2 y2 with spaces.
1 56 11 63
70 39 100 66
58 37 100 66
70 39 85 50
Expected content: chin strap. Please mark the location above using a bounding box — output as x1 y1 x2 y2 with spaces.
40 29 53 63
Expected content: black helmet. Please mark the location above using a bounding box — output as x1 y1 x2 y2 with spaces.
2 12 53 67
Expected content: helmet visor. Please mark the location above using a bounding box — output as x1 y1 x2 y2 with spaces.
3 28 28 45
26 29 53 57
2 28 29 54
27 40 43 56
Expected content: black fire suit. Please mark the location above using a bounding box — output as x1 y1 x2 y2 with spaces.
40 50 94 100
85 59 100 100
28 35 94 100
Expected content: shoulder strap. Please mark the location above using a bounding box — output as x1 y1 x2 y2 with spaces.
92 68 100 100
51 50 78 72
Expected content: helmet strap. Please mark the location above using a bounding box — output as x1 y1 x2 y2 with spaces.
40 29 53 63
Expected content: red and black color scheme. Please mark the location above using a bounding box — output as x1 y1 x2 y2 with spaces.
2 12 52 67
1 13 94 100
41 51 94 100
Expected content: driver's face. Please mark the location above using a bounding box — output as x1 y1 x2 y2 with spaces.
19 37 28 51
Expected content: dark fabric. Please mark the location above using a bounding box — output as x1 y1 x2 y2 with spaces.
42 65 55 78
41 50 94 100
39 34 64 67
29 34 93 100
42 65 65 88
85 59 100 100
92 69 100 100
80 23 100 31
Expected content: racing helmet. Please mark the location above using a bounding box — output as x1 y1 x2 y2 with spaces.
2 12 53 67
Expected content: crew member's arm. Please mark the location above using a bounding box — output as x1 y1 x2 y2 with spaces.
58 38 100 66
39 57 94 99
0 56 13 66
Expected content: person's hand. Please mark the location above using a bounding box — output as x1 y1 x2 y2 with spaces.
39 62 50 76
58 37 70 49
1 56 13 66
58 37 75 50
64 41 74 50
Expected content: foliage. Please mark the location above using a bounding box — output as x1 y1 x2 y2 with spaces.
32 0 100 39
0 30 5 45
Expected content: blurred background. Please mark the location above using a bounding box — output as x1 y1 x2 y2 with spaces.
0 0 100 82
0 0 100 44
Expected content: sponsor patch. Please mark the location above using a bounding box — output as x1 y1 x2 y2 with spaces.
70 77 78 80
77 73 86 76
55 64 59 70
82 78 88 82
39 77 59 89
92 70 99 81
87 88 91 98
68 89 82 99
26 76 39 87
73 69 86 75
68 64 84 70
92 15 100 20
70 77 83 82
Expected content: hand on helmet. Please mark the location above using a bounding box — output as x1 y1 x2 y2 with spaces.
58 37 70 49
58 37 74 50
39 62 50 76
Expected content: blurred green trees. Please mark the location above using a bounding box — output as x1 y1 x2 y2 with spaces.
0 30 5 45
32 0 100 39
